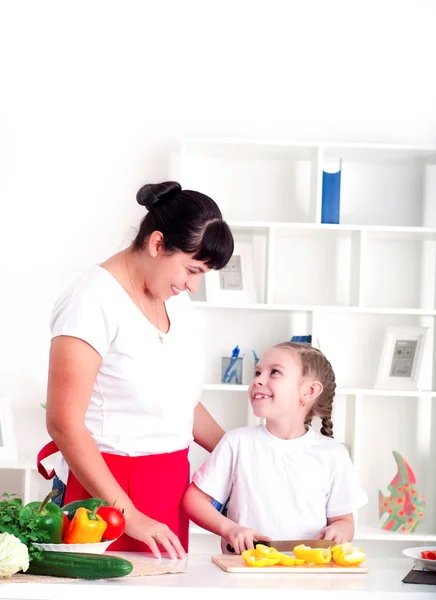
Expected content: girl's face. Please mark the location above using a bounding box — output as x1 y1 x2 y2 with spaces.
248 347 321 425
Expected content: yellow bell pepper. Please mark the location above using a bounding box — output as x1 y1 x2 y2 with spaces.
254 544 305 567
64 505 107 544
331 543 366 566
281 556 306 566
292 544 332 565
241 549 281 568
254 544 282 559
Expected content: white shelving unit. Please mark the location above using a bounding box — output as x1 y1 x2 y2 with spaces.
181 138 436 547
0 462 51 504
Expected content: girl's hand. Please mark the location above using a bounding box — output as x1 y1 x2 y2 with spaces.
125 508 186 560
316 514 354 544
222 522 270 554
315 524 349 544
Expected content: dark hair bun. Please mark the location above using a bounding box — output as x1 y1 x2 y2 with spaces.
136 181 182 209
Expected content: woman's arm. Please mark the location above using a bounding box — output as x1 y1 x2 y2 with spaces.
315 513 355 544
193 402 225 453
181 483 269 554
46 336 184 559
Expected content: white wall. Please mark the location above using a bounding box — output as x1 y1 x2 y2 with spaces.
1 0 436 462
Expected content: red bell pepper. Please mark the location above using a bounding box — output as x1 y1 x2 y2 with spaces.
421 550 436 560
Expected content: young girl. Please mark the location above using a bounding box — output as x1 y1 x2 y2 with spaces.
182 342 368 554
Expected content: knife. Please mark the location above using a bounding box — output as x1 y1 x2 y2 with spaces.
226 539 333 553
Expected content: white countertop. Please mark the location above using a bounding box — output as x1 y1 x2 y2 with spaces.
0 552 434 600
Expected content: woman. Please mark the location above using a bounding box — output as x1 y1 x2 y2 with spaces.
37 181 234 559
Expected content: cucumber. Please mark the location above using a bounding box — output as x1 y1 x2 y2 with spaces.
26 551 133 579
62 498 110 520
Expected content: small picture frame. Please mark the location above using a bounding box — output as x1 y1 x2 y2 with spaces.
0 398 17 462
375 327 428 391
205 242 257 305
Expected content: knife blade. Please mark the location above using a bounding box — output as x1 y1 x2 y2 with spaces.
226 539 333 553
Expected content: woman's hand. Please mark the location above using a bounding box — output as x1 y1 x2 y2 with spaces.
221 522 270 555
125 508 186 560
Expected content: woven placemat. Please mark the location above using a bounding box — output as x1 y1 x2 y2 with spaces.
402 568 436 585
3 555 186 584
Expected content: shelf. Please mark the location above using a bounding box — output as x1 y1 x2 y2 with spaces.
229 221 363 231
182 138 436 226
203 384 436 397
339 389 436 398
0 461 37 470
228 220 436 238
203 384 249 392
182 137 436 549
193 302 436 316
355 525 436 542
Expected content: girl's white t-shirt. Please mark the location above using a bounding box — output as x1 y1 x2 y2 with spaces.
49 265 204 483
192 425 368 550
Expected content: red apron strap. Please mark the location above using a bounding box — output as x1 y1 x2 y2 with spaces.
37 440 59 480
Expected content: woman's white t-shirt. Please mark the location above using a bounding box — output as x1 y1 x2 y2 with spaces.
50 265 204 483
193 425 368 550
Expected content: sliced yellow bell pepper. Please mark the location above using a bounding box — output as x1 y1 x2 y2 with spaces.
254 544 306 566
277 554 296 566
292 544 332 565
331 543 366 566
242 549 280 568
254 544 282 559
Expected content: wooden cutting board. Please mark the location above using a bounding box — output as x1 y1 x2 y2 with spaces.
212 555 368 574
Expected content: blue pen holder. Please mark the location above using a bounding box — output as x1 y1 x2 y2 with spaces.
221 357 243 384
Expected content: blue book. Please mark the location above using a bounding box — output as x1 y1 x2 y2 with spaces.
291 335 312 345
321 159 342 224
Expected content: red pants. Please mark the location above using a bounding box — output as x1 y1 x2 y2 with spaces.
37 443 190 552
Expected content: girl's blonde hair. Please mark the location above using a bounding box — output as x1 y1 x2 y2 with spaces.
275 342 336 438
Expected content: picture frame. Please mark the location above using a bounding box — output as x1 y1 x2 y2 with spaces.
0 398 17 462
375 327 428 391
205 242 257 305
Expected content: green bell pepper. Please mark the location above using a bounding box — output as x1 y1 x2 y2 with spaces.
24 489 64 543
62 498 110 521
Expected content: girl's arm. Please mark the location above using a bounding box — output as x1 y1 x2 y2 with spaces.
181 482 270 554
193 402 225 453
315 513 355 544
46 336 184 560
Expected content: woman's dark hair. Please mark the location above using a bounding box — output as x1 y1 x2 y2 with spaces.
133 181 234 270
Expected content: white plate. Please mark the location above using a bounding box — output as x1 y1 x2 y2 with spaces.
33 539 115 554
403 546 436 571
